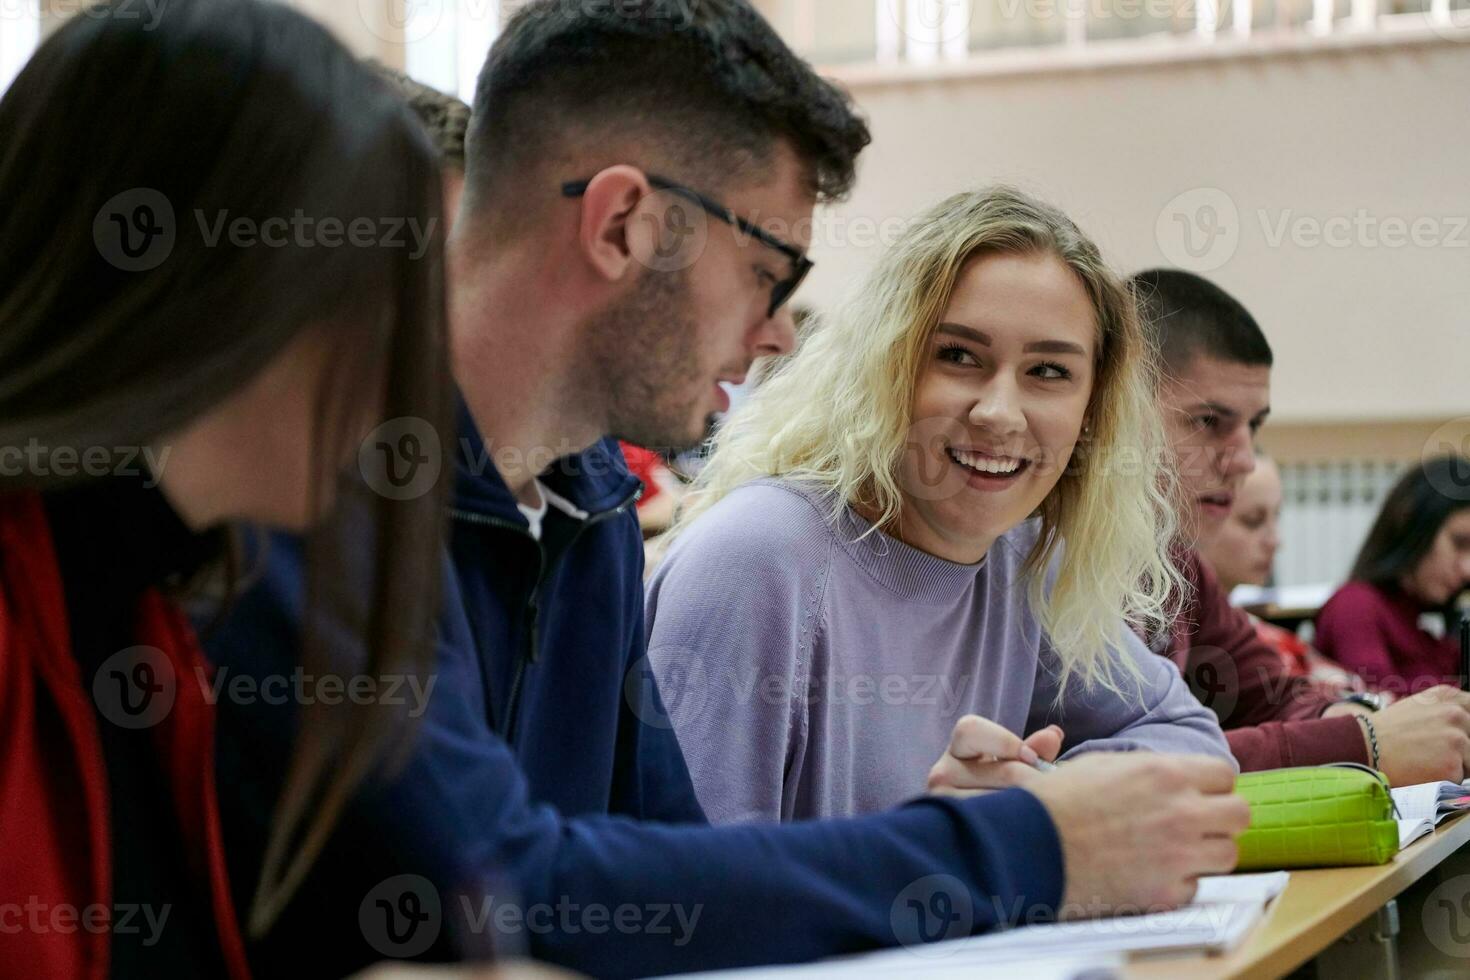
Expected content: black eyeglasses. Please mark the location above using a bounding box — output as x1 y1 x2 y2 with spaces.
561 173 813 318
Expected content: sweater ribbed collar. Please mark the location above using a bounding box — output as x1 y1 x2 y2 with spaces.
759 478 987 605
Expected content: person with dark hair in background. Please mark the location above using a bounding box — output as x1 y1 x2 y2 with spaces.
0 0 453 975
209 3 1248 977
370 62 472 217
1316 455 1470 692
1135 268 1470 785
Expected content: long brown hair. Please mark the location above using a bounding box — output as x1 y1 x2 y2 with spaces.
0 0 453 934
1352 455 1470 604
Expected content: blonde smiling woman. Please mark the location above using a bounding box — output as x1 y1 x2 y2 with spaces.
645 186 1232 823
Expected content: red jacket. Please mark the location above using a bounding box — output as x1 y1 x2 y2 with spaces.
0 492 250 980
1162 550 1367 771
618 442 666 507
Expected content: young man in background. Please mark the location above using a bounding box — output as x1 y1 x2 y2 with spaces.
1135 268 1470 781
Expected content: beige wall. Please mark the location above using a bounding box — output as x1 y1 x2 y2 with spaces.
1259 416 1470 465
803 35 1470 430
46 2 1460 441
261 3 1470 446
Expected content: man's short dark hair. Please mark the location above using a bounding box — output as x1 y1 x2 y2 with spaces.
465 0 870 219
1131 268 1273 378
368 62 471 167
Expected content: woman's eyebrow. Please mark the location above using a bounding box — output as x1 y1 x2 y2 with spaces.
1023 339 1088 355
936 322 1087 356
936 322 990 345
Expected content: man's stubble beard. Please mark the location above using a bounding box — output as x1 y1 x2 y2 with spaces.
588 267 711 453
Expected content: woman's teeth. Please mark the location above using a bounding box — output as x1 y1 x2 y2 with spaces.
948 448 1022 475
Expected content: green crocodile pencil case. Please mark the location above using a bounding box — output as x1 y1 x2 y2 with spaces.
1234 765 1399 870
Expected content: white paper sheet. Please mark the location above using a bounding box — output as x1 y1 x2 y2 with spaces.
653 873 1288 978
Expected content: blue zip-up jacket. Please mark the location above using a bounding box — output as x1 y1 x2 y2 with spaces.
204 406 1068 978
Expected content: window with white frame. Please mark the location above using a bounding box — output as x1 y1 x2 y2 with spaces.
402 0 508 100
397 0 1470 89
784 0 1470 66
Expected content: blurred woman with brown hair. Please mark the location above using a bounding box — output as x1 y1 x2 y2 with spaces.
0 1 452 974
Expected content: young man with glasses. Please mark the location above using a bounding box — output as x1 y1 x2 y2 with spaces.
207 2 1247 976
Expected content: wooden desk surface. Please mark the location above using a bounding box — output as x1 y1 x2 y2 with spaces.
1125 812 1470 980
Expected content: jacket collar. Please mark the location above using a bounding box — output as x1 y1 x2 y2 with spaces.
451 393 641 523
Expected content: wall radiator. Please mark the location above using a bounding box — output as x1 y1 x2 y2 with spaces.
1274 460 1406 588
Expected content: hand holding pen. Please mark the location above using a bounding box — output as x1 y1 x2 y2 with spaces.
927 715 1064 797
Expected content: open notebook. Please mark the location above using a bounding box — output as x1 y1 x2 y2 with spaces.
653 953 1123 980
1393 779 1470 848
654 873 1289 979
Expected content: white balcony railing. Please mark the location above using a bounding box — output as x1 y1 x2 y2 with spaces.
1 0 1465 104
797 0 1470 71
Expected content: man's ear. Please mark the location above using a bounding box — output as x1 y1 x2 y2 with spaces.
573 165 649 284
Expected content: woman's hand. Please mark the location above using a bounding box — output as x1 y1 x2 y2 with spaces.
926 715 1065 797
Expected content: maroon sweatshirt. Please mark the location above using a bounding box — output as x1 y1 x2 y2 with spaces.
1316 581 1462 693
1157 550 1368 771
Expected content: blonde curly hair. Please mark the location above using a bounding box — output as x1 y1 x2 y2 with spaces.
667 185 1186 696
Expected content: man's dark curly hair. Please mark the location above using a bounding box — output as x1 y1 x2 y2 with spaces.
464 0 870 219
368 62 471 168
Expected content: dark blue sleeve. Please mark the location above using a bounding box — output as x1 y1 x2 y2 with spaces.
609 511 707 825
372 646 1066 978
207 536 1066 979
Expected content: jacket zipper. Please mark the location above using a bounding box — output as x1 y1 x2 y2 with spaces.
450 484 641 745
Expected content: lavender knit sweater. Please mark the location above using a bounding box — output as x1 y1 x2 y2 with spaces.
645 478 1232 824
